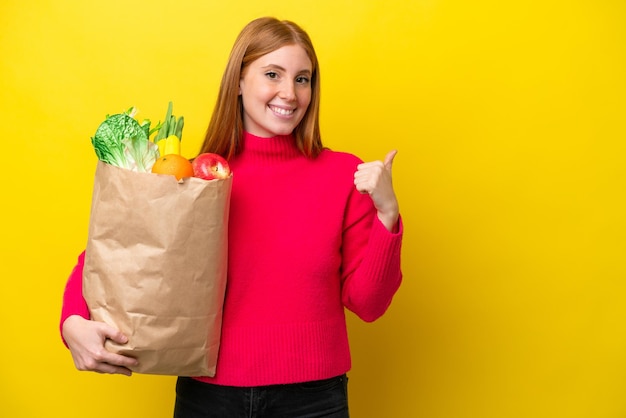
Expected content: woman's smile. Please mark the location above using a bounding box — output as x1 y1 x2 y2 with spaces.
269 105 296 117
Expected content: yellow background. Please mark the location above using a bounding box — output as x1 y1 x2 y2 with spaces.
1 0 625 417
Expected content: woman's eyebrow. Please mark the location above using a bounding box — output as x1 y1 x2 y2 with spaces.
261 64 312 75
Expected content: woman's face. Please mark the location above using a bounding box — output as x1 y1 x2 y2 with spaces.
239 44 313 138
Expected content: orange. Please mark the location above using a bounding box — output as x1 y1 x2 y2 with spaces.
151 154 194 180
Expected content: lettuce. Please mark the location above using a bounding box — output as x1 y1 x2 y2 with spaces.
91 111 159 172
122 135 159 172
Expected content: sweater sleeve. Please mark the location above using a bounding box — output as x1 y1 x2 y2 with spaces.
340 187 403 322
59 251 90 342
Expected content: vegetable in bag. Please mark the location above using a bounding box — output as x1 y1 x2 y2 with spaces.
91 108 160 172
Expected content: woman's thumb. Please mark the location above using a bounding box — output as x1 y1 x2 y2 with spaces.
101 324 129 344
384 149 398 170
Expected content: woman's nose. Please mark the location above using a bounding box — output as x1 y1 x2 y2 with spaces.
279 81 296 101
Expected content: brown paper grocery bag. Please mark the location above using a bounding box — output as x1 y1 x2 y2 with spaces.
83 160 232 376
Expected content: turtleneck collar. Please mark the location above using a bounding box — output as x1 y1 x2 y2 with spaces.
239 131 303 163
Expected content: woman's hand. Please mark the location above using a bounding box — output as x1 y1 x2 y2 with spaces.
62 315 138 376
354 150 400 232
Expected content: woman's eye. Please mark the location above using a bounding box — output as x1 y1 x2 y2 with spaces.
265 72 278 79
296 76 310 84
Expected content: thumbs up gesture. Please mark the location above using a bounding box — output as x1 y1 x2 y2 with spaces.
354 150 399 232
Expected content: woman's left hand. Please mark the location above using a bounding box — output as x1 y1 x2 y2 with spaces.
354 150 399 232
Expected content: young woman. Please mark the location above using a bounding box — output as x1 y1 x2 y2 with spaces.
61 17 403 418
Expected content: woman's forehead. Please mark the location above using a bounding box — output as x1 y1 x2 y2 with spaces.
252 45 313 71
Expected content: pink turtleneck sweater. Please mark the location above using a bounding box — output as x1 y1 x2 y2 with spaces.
61 131 403 387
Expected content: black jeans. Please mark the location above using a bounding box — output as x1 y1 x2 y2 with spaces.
174 375 349 418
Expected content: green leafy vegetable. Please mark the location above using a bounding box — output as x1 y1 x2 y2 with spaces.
122 136 159 172
91 110 159 172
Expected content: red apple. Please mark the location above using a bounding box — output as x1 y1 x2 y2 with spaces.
192 153 231 180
